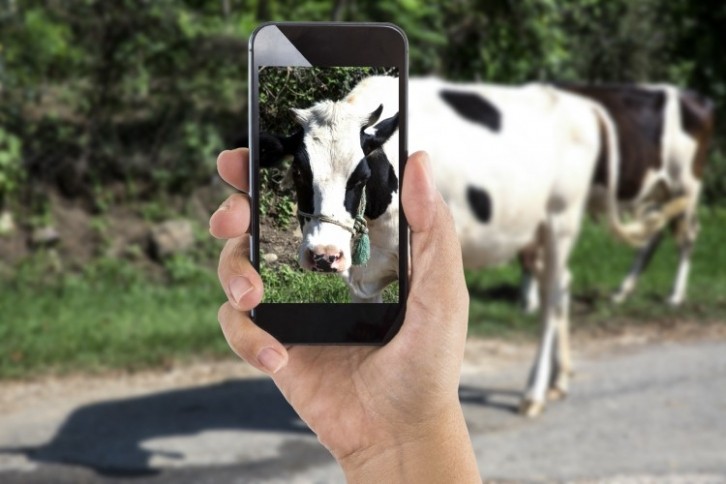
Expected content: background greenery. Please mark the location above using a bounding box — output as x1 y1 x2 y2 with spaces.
0 0 724 378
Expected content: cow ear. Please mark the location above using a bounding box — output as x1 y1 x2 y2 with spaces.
361 112 399 155
233 133 250 148
362 104 384 129
292 108 310 125
259 129 302 168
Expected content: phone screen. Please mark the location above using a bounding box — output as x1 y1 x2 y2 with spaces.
258 66 400 304
249 23 407 343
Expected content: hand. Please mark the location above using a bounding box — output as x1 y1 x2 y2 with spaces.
210 148 480 482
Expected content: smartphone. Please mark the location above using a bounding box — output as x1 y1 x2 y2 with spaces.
248 23 409 344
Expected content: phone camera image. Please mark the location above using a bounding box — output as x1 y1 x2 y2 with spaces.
257 66 400 304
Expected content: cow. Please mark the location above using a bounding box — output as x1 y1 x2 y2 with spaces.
519 84 715 313
257 88 402 303
259 75 643 416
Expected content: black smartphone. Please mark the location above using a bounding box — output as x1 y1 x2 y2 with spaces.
248 22 409 344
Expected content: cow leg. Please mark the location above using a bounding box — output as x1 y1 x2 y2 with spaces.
518 242 542 314
668 236 693 306
611 231 665 304
520 271 540 314
549 268 573 401
668 189 701 306
521 220 571 417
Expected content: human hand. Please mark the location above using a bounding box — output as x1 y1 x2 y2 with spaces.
210 148 479 482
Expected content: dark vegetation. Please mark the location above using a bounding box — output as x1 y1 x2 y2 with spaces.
1 0 725 377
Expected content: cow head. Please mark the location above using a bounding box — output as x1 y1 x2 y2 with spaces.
260 101 399 273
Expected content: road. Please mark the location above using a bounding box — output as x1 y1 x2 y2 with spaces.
1 327 725 483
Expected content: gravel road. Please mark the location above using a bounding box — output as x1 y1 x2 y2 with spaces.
1 326 725 483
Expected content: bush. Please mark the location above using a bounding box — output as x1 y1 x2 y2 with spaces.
0 127 23 208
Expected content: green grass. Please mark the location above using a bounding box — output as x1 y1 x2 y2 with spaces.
0 255 230 379
260 260 399 303
1 208 724 379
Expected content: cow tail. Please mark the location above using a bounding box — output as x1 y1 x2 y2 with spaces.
591 103 649 248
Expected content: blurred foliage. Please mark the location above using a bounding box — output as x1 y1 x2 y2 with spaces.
0 127 23 207
0 0 724 209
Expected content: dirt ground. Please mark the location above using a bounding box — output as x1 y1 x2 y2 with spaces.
259 217 301 268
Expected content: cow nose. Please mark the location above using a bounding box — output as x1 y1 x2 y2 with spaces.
308 245 344 272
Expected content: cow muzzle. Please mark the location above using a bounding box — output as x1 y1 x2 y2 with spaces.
306 245 346 272
297 190 370 269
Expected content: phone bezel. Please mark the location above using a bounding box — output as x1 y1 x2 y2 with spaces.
248 22 409 344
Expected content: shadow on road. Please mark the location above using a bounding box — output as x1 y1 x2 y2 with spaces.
459 385 522 414
2 378 528 478
5 378 310 477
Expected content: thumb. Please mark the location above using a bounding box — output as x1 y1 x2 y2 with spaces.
218 235 265 312
400 151 469 338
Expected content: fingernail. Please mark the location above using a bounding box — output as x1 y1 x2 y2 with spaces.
218 198 233 211
420 151 432 173
257 347 285 374
229 276 253 303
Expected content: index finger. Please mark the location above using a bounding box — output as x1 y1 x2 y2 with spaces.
217 148 249 192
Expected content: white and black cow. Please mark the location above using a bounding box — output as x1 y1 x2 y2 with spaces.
260 75 638 416
519 84 716 313
259 87 401 303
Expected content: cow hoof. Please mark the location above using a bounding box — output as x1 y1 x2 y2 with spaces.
667 296 684 307
547 387 567 401
519 399 545 418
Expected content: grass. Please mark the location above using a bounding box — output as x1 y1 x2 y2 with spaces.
466 207 726 337
260 260 399 303
0 254 230 379
1 208 724 379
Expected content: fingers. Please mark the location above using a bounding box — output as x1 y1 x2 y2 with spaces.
210 193 251 239
218 236 264 311
217 148 249 192
214 148 278 372
400 151 469 343
402 151 437 234
218 302 289 374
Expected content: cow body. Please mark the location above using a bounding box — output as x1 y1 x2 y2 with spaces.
261 75 633 415
317 76 629 415
521 84 715 312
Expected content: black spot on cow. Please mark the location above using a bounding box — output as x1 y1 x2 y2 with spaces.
466 185 492 223
345 149 398 221
440 90 502 132
259 130 304 168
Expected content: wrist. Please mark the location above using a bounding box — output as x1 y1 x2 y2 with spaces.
338 403 480 483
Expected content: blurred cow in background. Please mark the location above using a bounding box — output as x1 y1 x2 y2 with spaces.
406 77 647 416
520 85 715 313
256 75 655 416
